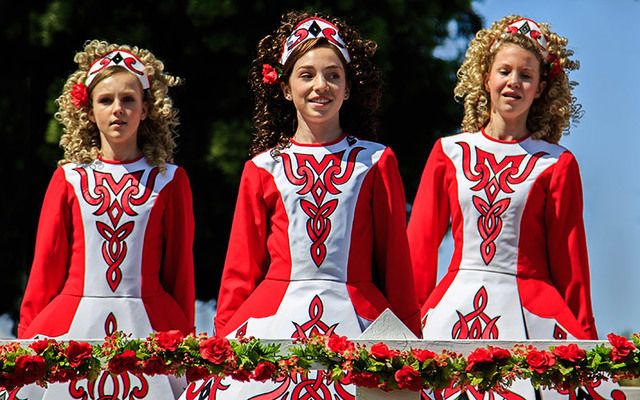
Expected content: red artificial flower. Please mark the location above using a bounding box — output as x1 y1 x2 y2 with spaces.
70 83 89 109
49 366 77 383
328 335 354 354
108 350 139 375
489 346 511 362
395 365 423 391
29 338 56 354
14 355 46 385
546 55 564 80
347 371 379 388
552 344 586 363
199 336 233 364
466 348 494 371
252 361 276 382
261 64 280 85
231 369 252 382
66 340 93 368
370 343 395 359
186 366 210 382
530 30 541 39
608 333 636 362
155 330 184 352
412 348 437 363
526 349 556 374
142 356 167 375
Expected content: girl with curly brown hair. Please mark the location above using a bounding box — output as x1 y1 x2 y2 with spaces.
181 10 419 400
408 16 622 399
16 40 194 400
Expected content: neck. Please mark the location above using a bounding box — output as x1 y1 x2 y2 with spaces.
293 116 343 144
485 114 529 141
100 142 142 162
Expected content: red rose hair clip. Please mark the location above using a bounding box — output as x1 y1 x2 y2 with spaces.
70 83 89 109
262 64 282 85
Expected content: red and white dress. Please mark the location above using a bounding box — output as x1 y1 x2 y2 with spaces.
408 130 623 399
181 135 420 400
16 156 195 400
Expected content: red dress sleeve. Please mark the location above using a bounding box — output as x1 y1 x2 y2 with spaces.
160 167 196 332
19 168 72 338
407 139 451 308
214 161 269 334
372 148 421 336
546 151 597 339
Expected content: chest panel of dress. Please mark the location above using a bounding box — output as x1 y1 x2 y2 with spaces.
443 133 564 273
256 139 383 281
64 160 176 297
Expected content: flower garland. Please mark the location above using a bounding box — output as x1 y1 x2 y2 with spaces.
1 332 639 393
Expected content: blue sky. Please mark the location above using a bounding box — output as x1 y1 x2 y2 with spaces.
436 0 640 338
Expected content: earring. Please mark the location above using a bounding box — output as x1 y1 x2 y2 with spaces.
285 93 292 100
344 90 350 100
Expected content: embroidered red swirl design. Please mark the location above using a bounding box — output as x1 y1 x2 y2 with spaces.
69 371 149 399
451 286 500 339
281 147 363 267
458 142 546 264
427 386 527 400
292 295 338 339
76 167 159 292
104 312 118 337
184 377 229 400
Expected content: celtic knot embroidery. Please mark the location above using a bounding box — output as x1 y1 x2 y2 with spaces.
76 167 159 291
292 295 338 339
458 142 546 265
451 286 500 339
281 147 363 267
69 371 149 399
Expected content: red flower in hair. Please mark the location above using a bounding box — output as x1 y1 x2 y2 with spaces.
546 55 564 80
530 30 541 39
71 83 89 109
262 64 280 85
507 26 518 34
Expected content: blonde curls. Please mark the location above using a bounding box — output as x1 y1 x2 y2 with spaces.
454 15 581 143
56 39 182 171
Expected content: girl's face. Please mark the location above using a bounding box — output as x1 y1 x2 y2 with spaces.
89 71 147 154
484 43 546 126
282 46 349 131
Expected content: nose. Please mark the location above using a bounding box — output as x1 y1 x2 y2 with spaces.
507 73 521 88
313 75 329 92
113 98 125 115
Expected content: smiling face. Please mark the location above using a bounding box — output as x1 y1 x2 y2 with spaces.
88 70 147 158
281 45 349 139
484 43 546 129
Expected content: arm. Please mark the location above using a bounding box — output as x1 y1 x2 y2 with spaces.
372 148 421 336
161 167 196 332
18 168 72 338
546 151 597 339
214 161 269 334
407 139 451 308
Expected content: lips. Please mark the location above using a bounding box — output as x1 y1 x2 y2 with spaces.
110 120 127 126
502 92 521 99
309 96 332 104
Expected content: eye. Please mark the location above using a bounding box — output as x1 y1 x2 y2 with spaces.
122 95 136 103
97 96 113 105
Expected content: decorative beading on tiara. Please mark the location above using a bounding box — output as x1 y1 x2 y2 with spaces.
279 17 351 66
85 50 150 89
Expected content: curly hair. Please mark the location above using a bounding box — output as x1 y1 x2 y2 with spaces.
56 39 182 171
454 15 581 143
248 10 382 157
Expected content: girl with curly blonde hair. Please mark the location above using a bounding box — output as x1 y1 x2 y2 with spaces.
408 16 619 399
181 10 419 400
17 40 194 400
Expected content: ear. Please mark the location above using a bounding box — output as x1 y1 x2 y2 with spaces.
141 101 148 121
344 82 351 100
280 82 292 101
483 73 490 93
535 80 547 99
88 108 96 123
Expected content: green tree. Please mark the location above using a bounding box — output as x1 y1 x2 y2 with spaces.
0 0 481 333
